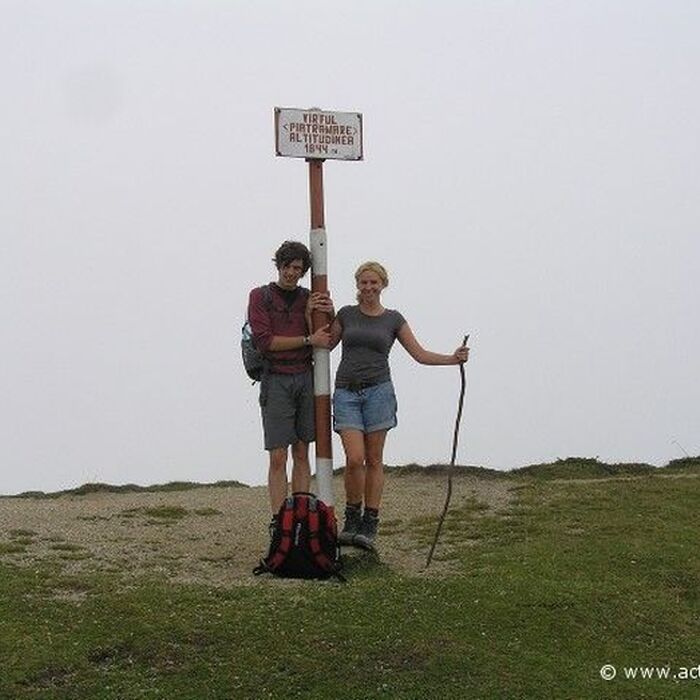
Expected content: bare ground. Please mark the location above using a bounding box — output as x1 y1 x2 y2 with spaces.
0 473 515 588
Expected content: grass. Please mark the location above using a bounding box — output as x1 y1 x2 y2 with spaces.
1 462 699 698
48 543 85 552
116 505 221 523
510 455 700 480
8 480 247 499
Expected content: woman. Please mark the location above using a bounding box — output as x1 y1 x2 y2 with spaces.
329 261 469 549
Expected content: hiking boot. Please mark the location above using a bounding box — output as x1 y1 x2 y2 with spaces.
338 505 362 546
353 511 379 550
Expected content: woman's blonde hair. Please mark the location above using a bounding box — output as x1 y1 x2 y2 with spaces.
354 261 389 301
354 261 389 287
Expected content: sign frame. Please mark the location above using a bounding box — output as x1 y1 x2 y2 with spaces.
275 107 363 161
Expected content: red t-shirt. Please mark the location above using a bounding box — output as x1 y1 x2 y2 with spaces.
247 283 311 374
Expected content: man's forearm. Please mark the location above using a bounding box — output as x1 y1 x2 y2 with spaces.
268 335 310 352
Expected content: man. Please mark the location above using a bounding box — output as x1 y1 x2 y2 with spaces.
247 240 333 531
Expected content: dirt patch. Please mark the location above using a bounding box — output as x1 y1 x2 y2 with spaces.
0 473 514 587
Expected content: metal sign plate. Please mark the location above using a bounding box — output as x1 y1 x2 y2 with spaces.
275 107 363 161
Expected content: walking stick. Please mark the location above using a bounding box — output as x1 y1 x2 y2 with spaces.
424 334 469 570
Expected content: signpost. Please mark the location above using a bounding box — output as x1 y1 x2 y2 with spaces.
275 107 363 511
275 107 363 161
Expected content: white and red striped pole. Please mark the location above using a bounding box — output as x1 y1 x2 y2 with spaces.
308 159 334 510
275 106 362 511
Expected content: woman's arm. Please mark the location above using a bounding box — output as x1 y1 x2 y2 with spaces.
329 317 343 350
397 322 469 365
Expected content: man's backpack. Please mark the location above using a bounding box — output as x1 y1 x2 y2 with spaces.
241 285 272 382
254 492 344 581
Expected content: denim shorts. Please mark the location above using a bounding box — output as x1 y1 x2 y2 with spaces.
333 380 398 434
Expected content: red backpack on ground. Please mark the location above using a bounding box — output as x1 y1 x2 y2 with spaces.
254 492 344 581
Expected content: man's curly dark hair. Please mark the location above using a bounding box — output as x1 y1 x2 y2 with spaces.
273 240 311 274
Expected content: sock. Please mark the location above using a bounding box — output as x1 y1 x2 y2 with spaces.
364 507 379 519
345 502 361 512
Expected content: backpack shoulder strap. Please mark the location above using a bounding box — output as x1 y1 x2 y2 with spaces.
260 284 273 309
306 498 341 576
247 285 274 319
265 498 295 571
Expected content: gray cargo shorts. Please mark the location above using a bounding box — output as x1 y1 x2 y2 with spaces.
259 370 315 450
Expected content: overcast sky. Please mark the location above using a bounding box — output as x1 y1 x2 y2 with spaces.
2 1 698 495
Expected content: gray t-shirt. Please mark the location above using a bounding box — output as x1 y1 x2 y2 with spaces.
335 305 407 388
